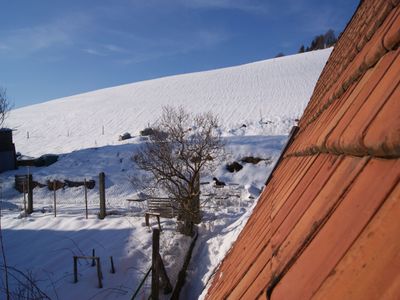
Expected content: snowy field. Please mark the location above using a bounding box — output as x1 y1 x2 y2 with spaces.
0 135 285 299
0 49 331 299
6 48 330 157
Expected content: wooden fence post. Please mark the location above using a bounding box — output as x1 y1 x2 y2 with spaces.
53 181 57 217
110 256 115 274
23 181 27 213
27 174 33 214
152 229 160 300
92 249 96 267
73 255 103 288
73 256 78 283
84 179 88 219
99 172 106 219
157 253 172 294
96 257 103 288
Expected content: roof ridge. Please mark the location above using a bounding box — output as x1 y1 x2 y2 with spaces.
284 148 400 159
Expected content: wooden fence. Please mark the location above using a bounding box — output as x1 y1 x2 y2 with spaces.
15 172 107 219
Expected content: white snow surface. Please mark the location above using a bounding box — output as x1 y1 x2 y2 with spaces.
0 49 331 299
7 48 331 157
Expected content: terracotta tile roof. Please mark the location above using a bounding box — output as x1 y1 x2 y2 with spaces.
205 0 400 299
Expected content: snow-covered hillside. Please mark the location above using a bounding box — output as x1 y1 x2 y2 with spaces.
0 49 331 299
8 48 331 157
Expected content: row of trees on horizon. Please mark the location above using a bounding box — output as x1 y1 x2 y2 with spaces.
275 29 338 58
298 29 338 53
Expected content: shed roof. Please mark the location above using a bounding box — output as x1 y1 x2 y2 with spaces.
205 0 400 299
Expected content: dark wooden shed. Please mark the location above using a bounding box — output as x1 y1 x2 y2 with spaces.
0 128 17 173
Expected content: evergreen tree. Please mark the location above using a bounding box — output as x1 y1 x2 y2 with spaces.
301 29 337 52
324 29 337 47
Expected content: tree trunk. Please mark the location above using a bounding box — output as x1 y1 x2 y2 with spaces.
176 175 201 235
177 202 195 236
191 174 201 224
177 218 194 236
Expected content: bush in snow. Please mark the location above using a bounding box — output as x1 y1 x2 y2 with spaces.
139 127 155 136
226 161 243 173
119 132 132 141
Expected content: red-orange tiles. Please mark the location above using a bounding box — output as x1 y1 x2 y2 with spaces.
271 156 368 276
295 48 369 149
313 182 400 300
221 162 304 292
315 68 375 152
237 261 271 299
227 244 273 299
223 224 272 286
305 16 398 153
271 154 338 233
325 49 398 154
303 83 358 154
338 49 400 156
272 156 317 216
208 155 319 299
207 193 273 297
364 83 400 157
267 157 305 205
383 6 400 49
270 158 400 300
210 228 272 299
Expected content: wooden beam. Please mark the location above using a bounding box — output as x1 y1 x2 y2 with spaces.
152 229 160 300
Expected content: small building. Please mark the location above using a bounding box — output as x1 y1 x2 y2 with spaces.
0 128 17 173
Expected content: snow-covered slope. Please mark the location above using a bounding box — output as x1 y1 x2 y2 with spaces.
8 48 331 157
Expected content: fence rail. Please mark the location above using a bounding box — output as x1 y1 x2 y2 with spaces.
14 172 107 219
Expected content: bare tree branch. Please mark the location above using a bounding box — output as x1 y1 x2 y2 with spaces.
0 88 11 128
133 106 224 235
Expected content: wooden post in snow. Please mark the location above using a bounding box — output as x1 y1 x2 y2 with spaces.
110 256 115 274
22 181 27 213
27 174 33 214
73 255 102 288
73 256 78 283
151 228 160 300
84 179 88 219
92 249 96 267
158 253 172 294
96 257 103 288
99 172 106 219
53 181 57 217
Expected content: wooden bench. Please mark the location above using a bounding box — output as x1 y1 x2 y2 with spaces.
127 197 176 218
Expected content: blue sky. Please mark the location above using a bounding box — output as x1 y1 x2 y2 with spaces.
0 0 359 108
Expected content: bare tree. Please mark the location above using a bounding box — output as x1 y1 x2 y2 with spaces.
0 87 11 128
133 106 224 236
